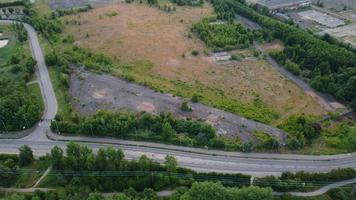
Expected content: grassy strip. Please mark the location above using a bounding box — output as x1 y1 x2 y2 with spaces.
27 82 44 112
48 67 73 121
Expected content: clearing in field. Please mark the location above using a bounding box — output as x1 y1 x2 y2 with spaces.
62 2 327 123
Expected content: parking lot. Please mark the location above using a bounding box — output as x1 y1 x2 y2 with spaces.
298 10 345 28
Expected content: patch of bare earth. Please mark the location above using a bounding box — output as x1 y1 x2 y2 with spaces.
62 3 327 120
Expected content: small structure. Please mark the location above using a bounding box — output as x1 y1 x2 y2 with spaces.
213 52 231 62
256 0 311 13
272 12 290 22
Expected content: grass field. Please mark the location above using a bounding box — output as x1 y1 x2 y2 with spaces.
61 3 327 124
27 82 44 112
0 26 19 66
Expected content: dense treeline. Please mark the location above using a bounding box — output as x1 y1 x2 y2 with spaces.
23 4 63 42
51 111 241 150
173 182 273 200
171 0 203 6
0 0 25 8
0 26 41 132
46 143 250 192
192 18 252 51
55 4 93 17
0 182 272 200
254 168 356 192
0 145 48 187
0 154 20 187
212 0 356 107
1 145 355 200
11 22 28 42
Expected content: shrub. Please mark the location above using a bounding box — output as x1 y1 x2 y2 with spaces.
19 145 33 167
191 50 199 56
181 101 192 112
191 93 199 103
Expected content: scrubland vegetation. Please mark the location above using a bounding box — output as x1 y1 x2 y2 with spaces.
212 0 356 108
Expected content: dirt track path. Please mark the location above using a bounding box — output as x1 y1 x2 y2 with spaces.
234 14 347 113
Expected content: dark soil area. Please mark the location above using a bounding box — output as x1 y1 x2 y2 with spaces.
70 70 287 143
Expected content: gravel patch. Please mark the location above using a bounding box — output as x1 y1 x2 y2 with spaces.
50 0 120 10
70 70 287 143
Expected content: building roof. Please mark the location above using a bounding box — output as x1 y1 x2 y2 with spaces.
258 0 310 10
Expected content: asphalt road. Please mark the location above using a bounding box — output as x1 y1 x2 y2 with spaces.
0 21 355 177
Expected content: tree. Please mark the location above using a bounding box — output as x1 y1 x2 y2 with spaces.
263 137 280 150
143 188 158 200
0 164 18 187
180 182 228 200
50 146 64 169
229 186 273 200
242 142 253 152
111 194 132 200
87 192 103 200
19 145 33 167
25 57 37 73
191 93 199 103
161 122 176 139
164 155 178 173
45 51 58 66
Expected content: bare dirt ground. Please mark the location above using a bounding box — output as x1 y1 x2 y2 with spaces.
70 70 286 143
62 3 327 121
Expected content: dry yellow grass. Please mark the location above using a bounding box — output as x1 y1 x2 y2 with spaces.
62 3 327 121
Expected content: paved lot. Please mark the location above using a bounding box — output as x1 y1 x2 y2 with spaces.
298 10 345 28
316 0 356 10
70 70 286 143
50 0 120 9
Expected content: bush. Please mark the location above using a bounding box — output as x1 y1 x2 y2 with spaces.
191 50 199 56
230 54 242 61
191 93 200 103
19 145 33 167
181 101 192 112
192 18 252 51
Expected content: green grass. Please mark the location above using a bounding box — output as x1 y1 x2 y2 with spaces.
114 64 279 124
15 158 51 188
48 67 73 120
33 0 52 16
27 82 44 112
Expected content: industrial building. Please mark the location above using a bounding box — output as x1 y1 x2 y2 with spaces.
256 0 311 13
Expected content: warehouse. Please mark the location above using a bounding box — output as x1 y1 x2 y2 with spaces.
256 0 311 13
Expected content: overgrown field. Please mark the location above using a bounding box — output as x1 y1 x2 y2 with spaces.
60 2 327 124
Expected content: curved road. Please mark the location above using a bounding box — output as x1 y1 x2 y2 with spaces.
0 21 355 177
